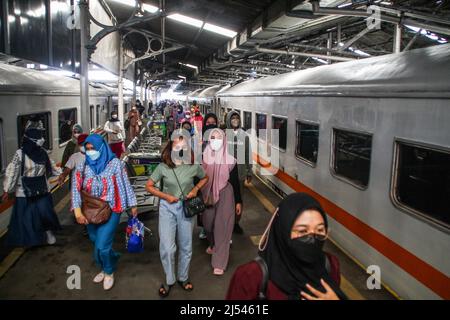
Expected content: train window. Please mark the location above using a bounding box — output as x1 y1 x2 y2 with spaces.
392 141 450 228
58 108 77 145
90 105 94 130
296 121 319 165
332 129 372 188
271 116 287 151
256 113 267 141
17 112 52 150
243 111 252 131
96 105 100 127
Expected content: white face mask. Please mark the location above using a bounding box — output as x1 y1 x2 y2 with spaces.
36 138 45 147
210 139 223 151
73 133 80 139
112 115 118 119
80 146 86 154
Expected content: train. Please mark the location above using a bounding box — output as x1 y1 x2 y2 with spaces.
1 43 449 300
0 63 133 237
192 43 450 300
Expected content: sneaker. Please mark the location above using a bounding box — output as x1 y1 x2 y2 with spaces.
213 268 224 276
93 272 105 283
199 229 207 240
46 231 56 245
103 274 114 290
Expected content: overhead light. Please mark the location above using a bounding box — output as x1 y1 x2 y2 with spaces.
405 25 448 44
39 64 48 69
204 23 237 38
142 4 159 13
8 15 15 23
311 57 328 64
348 46 371 57
109 0 136 6
338 2 352 8
168 13 203 28
179 62 198 70
19 16 29 25
26 64 35 69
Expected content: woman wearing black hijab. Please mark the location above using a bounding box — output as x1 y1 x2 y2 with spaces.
2 120 62 247
226 192 347 300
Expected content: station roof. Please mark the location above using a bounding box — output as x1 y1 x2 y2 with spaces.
104 0 450 91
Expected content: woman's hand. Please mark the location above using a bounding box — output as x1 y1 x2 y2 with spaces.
2 192 9 202
165 194 179 203
186 187 198 199
58 174 66 187
75 213 89 225
300 279 340 300
131 207 138 217
235 203 242 216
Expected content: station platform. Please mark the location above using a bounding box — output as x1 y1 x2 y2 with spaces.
0 176 396 300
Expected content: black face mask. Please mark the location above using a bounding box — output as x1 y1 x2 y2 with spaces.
204 124 217 132
288 237 325 264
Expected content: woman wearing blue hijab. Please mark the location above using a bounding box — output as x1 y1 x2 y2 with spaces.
71 134 138 291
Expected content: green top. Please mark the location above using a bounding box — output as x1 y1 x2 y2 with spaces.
150 163 206 199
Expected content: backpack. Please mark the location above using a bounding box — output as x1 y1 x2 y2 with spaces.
254 252 340 300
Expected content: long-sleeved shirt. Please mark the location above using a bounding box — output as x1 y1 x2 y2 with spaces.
71 158 137 213
104 120 125 143
3 150 62 197
227 129 253 181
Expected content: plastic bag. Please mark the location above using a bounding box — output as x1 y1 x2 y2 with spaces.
125 216 144 253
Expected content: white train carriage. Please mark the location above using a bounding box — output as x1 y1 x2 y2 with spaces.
0 63 113 236
216 44 450 299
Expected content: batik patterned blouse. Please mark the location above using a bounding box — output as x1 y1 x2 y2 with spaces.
71 158 137 213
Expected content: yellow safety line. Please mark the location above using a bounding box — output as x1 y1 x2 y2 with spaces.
0 248 25 279
250 174 402 300
0 192 71 280
246 180 366 300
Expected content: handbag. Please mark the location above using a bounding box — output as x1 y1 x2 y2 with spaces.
80 165 111 224
171 168 205 218
20 150 49 199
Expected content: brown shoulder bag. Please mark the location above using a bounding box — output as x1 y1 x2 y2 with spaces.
80 165 111 224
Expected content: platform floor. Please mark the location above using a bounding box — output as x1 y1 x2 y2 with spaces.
0 177 395 300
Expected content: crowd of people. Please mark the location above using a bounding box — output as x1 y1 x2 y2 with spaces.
1 101 346 300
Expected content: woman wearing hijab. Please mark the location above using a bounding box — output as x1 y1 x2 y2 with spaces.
71 134 138 290
104 111 126 159
226 193 346 300
127 103 141 141
202 128 242 276
2 120 62 247
61 124 83 168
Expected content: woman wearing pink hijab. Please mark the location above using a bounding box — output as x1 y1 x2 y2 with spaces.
201 128 242 275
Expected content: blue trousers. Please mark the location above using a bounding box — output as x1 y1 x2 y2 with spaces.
158 199 194 285
87 213 121 275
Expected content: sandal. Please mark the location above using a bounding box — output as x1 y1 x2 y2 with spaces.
177 280 194 291
158 283 173 297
